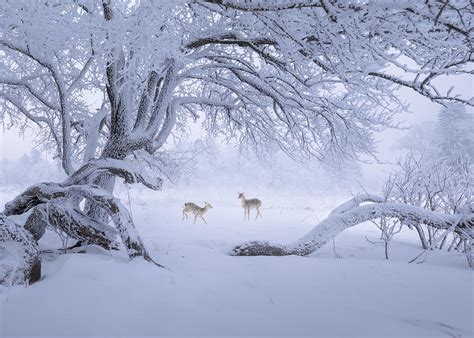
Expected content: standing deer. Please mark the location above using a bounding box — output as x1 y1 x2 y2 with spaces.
182 202 213 224
238 192 262 220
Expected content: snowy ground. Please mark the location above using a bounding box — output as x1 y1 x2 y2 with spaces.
1 185 473 337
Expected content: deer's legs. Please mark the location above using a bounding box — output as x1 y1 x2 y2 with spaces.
256 208 262 219
194 215 198 224
201 216 208 224
182 211 187 221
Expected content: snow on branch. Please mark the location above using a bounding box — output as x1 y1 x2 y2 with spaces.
0 39 74 174
63 158 162 190
61 185 158 263
328 193 385 216
3 182 159 265
202 0 323 12
186 33 275 49
24 202 119 251
3 182 61 216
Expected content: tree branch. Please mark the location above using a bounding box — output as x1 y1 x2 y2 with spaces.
203 0 323 12
63 158 162 190
0 39 74 174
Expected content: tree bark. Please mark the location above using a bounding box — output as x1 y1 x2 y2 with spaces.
84 140 128 222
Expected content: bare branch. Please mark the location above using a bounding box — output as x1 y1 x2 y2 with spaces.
202 0 323 12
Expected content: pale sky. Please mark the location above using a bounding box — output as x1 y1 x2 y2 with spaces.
0 128 36 160
375 74 473 160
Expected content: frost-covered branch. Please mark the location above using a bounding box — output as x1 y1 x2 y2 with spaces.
368 72 474 107
63 158 162 190
202 0 323 12
24 202 119 250
328 193 385 216
0 39 74 174
3 181 159 264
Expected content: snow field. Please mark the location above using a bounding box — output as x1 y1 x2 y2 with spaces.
1 186 472 337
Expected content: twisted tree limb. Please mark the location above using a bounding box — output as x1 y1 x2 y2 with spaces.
24 202 119 250
3 158 164 266
63 158 162 190
4 158 161 216
4 182 60 216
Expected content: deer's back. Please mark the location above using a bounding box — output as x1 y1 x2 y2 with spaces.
245 198 262 207
184 202 201 212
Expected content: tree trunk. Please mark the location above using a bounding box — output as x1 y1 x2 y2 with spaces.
84 141 128 222
0 214 41 285
413 224 429 249
84 172 117 222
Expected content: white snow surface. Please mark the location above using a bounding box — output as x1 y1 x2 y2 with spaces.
1 186 472 337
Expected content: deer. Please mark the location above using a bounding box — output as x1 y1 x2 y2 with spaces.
238 192 262 220
182 202 213 224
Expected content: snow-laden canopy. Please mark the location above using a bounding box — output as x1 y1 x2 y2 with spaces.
1 0 471 175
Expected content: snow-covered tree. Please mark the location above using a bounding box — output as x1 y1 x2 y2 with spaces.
437 103 474 164
1 0 473 283
377 104 473 259
1 1 471 175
